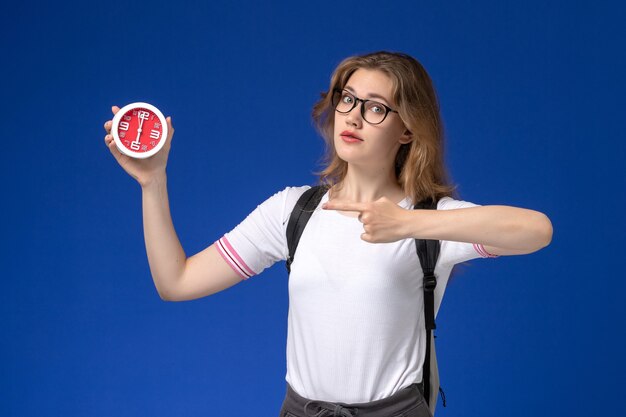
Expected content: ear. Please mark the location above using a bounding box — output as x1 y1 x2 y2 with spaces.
398 129 413 145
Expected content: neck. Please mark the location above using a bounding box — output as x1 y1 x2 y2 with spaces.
332 163 405 203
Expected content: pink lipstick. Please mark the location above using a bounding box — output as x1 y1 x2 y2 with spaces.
340 131 363 142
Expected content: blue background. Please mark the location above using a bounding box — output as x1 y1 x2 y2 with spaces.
2 1 624 416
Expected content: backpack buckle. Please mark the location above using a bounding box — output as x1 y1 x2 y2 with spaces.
424 273 437 291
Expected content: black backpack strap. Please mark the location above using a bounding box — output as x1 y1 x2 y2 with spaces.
286 185 328 273
413 197 441 408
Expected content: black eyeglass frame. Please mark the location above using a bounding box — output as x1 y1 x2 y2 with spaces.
331 88 399 125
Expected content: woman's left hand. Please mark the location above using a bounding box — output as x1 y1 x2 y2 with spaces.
323 197 426 243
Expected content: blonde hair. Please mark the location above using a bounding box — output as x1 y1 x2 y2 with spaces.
312 51 459 203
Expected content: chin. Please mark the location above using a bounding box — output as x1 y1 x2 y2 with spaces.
335 149 370 168
334 139 361 163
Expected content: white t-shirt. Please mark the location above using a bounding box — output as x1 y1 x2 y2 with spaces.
216 186 497 403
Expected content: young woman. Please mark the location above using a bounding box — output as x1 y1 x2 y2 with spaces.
103 51 553 417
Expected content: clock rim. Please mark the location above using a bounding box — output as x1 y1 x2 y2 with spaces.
111 102 169 159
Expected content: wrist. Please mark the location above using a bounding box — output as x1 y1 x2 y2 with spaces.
140 171 167 190
407 209 439 240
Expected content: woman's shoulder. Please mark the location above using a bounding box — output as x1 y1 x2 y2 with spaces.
404 195 481 210
436 195 482 210
256 185 315 218
271 185 313 204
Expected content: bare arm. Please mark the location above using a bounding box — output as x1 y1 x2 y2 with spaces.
141 174 242 301
323 199 553 256
104 106 242 301
411 205 553 256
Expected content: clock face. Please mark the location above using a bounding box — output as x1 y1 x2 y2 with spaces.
111 102 168 159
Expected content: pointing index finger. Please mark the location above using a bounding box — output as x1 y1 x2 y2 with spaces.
322 200 366 212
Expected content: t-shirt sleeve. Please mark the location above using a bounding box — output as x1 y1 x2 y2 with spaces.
214 186 310 280
437 196 500 267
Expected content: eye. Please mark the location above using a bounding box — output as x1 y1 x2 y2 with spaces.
367 102 385 114
341 92 354 104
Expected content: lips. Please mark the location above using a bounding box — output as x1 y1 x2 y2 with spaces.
340 131 363 141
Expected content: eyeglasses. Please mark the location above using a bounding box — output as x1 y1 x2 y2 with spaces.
331 88 398 125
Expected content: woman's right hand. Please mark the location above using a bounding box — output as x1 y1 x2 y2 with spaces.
103 105 175 187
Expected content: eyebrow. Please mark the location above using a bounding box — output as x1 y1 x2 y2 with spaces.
343 85 392 106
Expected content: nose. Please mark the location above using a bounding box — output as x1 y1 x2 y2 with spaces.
344 100 364 127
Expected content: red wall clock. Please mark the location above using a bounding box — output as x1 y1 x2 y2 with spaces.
111 102 168 159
